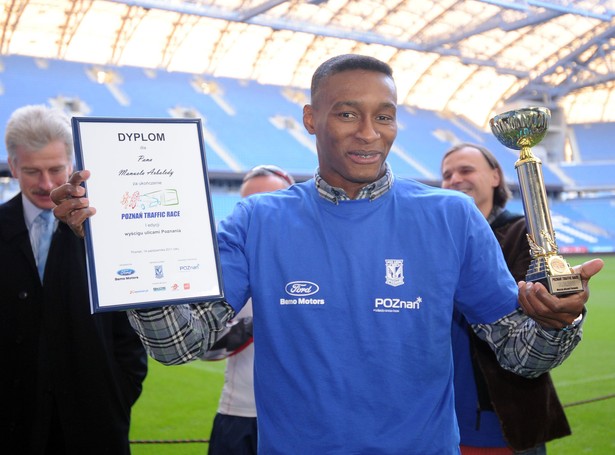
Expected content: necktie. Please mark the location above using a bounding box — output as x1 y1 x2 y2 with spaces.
33 210 54 281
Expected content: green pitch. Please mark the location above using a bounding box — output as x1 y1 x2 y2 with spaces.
547 255 615 454
130 255 615 454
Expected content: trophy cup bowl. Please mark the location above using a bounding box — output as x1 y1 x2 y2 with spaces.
489 107 549 153
489 107 583 295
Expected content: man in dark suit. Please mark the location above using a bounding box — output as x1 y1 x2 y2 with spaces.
0 105 148 454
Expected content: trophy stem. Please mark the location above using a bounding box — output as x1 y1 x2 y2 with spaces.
515 157 558 257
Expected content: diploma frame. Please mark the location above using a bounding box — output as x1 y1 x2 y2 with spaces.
72 117 224 313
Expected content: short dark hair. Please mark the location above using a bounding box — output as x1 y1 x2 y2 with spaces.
310 54 394 103
442 142 512 209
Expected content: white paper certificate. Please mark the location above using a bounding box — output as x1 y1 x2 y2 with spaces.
72 117 224 313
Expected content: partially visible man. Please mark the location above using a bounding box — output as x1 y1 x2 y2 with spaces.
0 105 147 454
203 164 295 455
442 143 571 454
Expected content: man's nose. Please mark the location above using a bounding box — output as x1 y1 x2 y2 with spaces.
38 172 54 191
356 119 380 142
449 172 463 185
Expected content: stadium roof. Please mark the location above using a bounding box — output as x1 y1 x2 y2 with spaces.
1 0 615 127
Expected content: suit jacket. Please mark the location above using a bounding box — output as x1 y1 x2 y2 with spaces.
0 194 148 455
470 210 571 450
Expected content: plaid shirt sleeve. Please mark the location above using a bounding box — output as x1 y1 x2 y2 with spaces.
472 308 584 378
127 300 236 365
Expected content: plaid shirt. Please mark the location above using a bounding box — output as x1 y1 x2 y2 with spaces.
314 164 394 203
128 167 583 377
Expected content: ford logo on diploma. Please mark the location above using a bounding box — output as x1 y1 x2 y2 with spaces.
117 268 135 276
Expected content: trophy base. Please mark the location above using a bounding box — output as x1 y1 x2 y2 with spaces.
526 270 583 296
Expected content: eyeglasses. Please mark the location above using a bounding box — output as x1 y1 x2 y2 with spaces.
242 165 295 186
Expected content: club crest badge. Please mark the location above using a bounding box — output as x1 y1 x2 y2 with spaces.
385 259 404 287
154 265 164 279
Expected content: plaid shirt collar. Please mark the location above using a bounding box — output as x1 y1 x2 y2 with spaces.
314 163 394 204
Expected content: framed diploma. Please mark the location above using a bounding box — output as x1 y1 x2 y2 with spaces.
72 117 224 313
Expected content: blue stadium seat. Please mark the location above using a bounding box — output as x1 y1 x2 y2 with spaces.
560 163 615 189
571 123 615 162
0 55 613 252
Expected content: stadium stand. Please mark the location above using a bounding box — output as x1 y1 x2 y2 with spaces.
571 123 615 162
558 123 615 190
560 163 615 190
1 55 613 251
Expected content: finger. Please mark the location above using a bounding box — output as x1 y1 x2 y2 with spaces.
68 169 91 186
52 197 90 221
518 281 585 329
67 205 96 223
66 206 97 239
571 258 604 282
51 184 86 206
517 281 554 322
50 170 91 204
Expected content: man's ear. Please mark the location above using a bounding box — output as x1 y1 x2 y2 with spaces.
303 104 315 135
491 168 501 188
8 157 18 179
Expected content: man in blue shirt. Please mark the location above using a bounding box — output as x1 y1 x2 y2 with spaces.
52 54 603 454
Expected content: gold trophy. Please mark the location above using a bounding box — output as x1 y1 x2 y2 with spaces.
489 107 583 295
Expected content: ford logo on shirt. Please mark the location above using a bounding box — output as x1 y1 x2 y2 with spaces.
285 281 319 296
117 268 136 276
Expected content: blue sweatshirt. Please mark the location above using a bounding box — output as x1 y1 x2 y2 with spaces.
217 177 518 454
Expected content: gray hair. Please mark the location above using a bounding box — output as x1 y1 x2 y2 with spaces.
5 105 73 164
242 164 295 186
